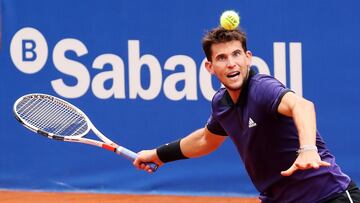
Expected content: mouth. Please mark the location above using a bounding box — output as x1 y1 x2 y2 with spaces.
227 71 240 78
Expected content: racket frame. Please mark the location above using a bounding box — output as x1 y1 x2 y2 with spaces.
13 93 157 170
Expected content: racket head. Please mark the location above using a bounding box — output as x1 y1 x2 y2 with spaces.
13 93 91 140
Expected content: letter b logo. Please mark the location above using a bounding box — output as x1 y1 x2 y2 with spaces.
22 39 37 61
10 27 48 74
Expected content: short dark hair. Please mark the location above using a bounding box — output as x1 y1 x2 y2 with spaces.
202 26 247 61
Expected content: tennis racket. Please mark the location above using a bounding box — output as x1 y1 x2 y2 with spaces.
13 93 158 172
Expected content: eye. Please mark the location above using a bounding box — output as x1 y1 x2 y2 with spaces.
233 50 242 57
216 55 226 61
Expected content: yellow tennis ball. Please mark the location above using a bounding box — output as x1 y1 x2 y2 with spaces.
220 10 240 30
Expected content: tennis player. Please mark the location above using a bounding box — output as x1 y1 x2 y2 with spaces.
133 27 360 202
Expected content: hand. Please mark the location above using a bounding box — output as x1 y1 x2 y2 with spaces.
280 150 331 176
133 149 164 173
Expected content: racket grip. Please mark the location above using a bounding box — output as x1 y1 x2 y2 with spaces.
115 146 158 172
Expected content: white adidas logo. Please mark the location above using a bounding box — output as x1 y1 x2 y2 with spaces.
248 117 257 128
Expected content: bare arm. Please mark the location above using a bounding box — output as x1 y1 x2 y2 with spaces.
278 92 317 147
181 128 227 158
133 127 227 173
278 92 330 176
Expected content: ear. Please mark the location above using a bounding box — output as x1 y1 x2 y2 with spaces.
245 50 252 66
205 61 215 74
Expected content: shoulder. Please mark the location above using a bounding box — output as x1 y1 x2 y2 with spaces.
247 73 293 114
250 73 283 87
248 73 287 94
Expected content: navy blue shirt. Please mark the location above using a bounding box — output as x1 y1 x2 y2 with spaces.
207 70 350 202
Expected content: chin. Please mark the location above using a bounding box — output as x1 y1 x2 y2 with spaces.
224 75 247 91
224 83 243 91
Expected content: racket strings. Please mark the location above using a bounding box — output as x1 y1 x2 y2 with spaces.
54 114 85 135
18 97 61 129
23 98 86 136
22 99 58 129
38 101 67 130
25 99 54 125
17 97 44 118
20 98 60 129
16 96 88 137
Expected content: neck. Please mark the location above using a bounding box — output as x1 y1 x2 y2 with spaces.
226 68 251 103
227 89 241 103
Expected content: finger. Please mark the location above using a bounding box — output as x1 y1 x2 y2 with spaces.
144 164 151 171
310 162 320 169
319 161 331 167
281 165 298 176
139 163 147 170
133 159 141 169
295 163 310 169
143 164 155 173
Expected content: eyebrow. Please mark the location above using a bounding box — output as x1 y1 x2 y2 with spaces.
215 53 226 60
215 49 243 59
233 49 242 54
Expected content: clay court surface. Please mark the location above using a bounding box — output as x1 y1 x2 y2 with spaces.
0 191 259 203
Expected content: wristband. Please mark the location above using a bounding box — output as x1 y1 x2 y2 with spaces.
156 139 188 163
297 145 318 155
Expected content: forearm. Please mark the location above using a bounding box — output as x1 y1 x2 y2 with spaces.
278 93 317 147
181 128 220 158
278 94 331 177
292 99 317 146
156 127 226 163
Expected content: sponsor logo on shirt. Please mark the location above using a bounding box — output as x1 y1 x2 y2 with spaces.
248 118 257 128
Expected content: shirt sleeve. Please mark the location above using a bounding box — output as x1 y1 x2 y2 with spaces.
252 75 293 115
206 114 228 136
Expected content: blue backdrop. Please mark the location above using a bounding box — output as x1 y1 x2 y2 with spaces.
1 0 359 197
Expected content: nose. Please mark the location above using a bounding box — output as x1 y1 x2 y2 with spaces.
227 56 236 68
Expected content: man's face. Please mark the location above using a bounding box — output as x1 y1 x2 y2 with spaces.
205 40 252 92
